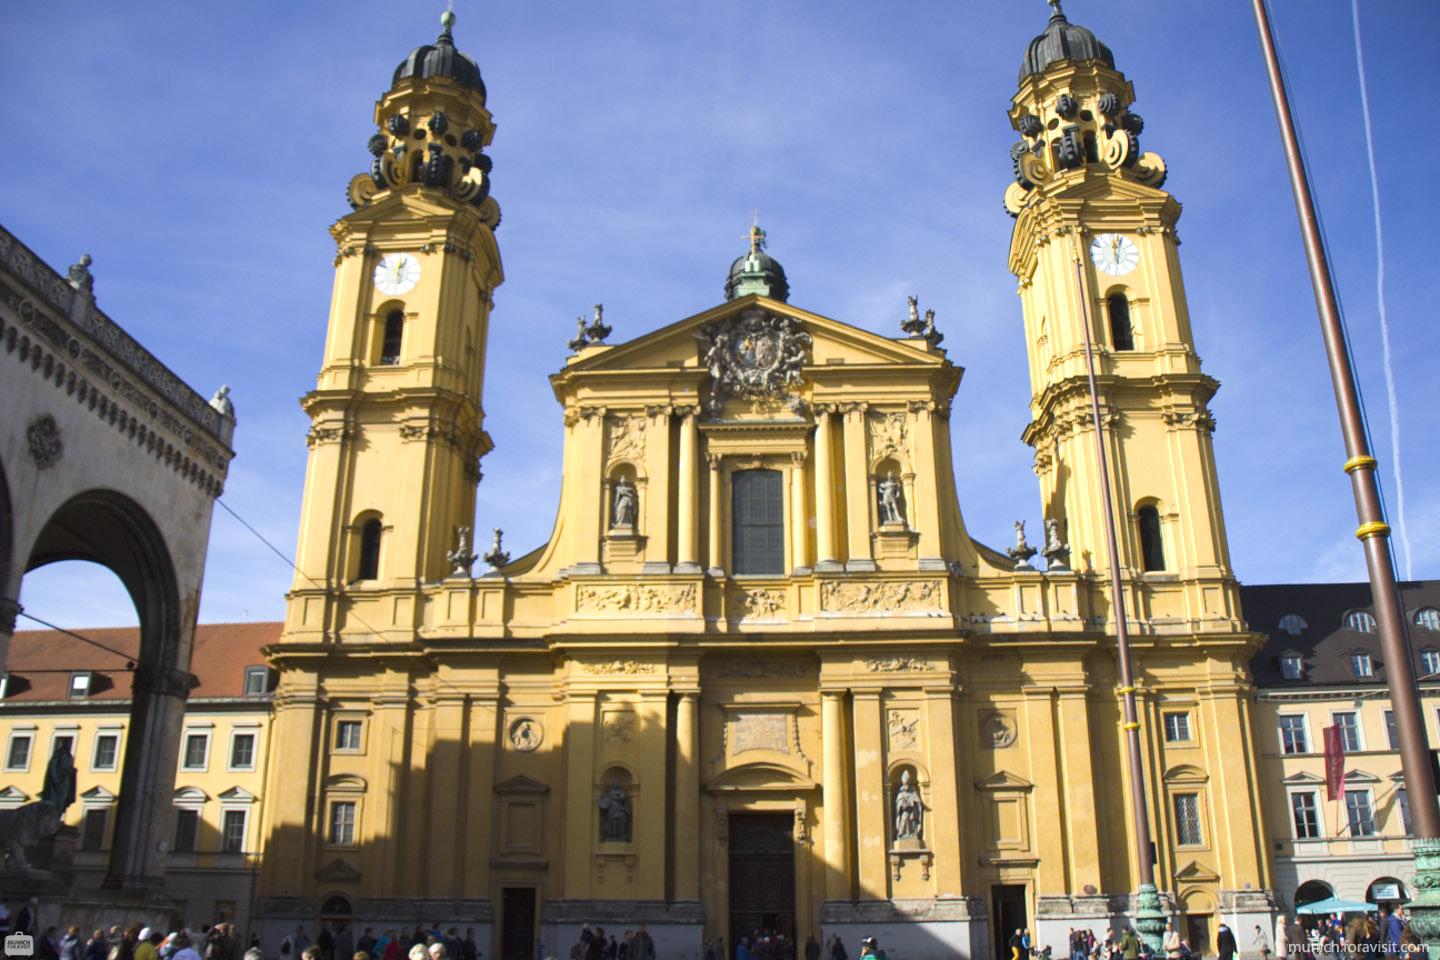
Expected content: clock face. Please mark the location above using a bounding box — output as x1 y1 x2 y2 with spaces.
1089 233 1140 277
373 253 421 295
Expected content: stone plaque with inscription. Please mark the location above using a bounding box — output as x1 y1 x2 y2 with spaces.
730 713 789 755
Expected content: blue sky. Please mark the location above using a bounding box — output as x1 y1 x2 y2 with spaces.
5 1 1439 628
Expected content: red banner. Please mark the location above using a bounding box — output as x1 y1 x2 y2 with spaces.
1324 724 1345 801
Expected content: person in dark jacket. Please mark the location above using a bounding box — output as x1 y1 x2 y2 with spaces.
1217 923 1238 960
629 926 655 960
804 937 820 960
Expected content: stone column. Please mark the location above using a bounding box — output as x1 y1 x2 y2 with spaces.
676 410 701 573
923 686 965 897
842 405 876 571
574 410 605 574
822 691 852 902
790 453 811 574
910 403 947 570
852 690 888 899
643 406 674 573
674 692 702 902
707 454 724 576
106 664 197 890
814 409 839 571
462 692 501 900
427 691 467 897
562 692 598 899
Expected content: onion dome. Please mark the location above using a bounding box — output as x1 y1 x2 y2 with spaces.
1019 1 1115 83
724 224 790 302
393 10 486 100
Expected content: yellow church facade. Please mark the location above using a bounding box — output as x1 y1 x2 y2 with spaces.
256 9 1275 960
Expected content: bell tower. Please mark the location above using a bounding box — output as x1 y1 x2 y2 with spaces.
286 10 502 638
1004 2 1241 628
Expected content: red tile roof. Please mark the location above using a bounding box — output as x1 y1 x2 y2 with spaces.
2 622 282 703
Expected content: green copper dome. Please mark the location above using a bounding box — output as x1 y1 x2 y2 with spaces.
724 225 790 302
1019 2 1115 83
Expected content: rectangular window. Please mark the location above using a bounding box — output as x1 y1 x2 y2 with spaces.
1351 654 1374 678
243 666 270 698
173 808 198 853
81 808 108 851
731 469 784 576
92 734 119 771
1173 793 1203 846
329 801 357 846
334 720 363 752
1334 712 1363 752
1290 791 1321 839
1280 656 1303 680
5 734 32 771
1422 651 1440 677
229 733 256 771
1399 787 1412 835
1163 713 1192 743
68 672 92 697
221 810 247 853
181 732 209 771
1385 711 1400 751
1346 789 1377 837
1279 715 1309 754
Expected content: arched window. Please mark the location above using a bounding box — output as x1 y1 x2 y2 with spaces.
732 469 784 576
1415 608 1440 632
357 518 382 581
1108 294 1134 351
1346 610 1377 634
380 311 404 365
1137 504 1164 572
320 895 352 918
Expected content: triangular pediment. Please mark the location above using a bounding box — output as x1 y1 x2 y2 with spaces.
81 785 116 802
1174 859 1220 883
1344 769 1381 784
314 858 362 882
0 786 29 804
218 786 257 803
1283 771 1325 785
976 771 1033 791
557 295 955 381
495 774 549 795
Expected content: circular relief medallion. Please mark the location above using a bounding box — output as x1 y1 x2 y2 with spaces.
508 717 543 752
982 712 1017 750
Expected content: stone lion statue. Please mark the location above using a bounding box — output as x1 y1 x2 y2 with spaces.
0 800 62 870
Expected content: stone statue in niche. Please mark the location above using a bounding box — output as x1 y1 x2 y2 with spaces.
599 779 631 842
878 471 905 526
893 769 923 843
611 476 637 529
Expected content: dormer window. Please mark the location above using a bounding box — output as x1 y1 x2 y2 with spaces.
1346 610 1377 634
1350 653 1374 679
1421 650 1440 678
1280 655 1303 680
1278 614 1307 636
1416 608 1440 632
243 666 273 698
69 672 93 698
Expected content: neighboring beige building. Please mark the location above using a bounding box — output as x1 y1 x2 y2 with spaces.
0 622 279 930
1245 581 1440 918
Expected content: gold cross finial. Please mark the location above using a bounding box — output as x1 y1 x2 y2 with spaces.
1047 0 1065 18
744 212 767 256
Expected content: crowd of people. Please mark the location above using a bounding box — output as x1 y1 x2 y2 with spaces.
0 901 260 960
1278 908 1428 960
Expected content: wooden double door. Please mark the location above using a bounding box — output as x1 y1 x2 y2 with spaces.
728 813 797 950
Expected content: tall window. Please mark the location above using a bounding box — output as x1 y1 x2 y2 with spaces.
732 469 784 576
230 733 256 770
357 518 382 581
221 810 247 853
1290 791 1321 839
1279 715 1309 754
81 809 108 851
173 808 199 853
1163 713 1192 743
6 734 32 771
380 311 404 365
335 720 363 752
1385 711 1399 751
1173 793 1202 846
1399 787 1412 835
1345 790 1376 837
92 734 119 771
1350 654 1373 679
1108 294 1134 350
1334 712 1363 752
182 732 210 771
1137 505 1165 572
329 801 357 845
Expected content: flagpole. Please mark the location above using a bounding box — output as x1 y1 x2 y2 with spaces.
1072 259 1166 949
1250 0 1440 938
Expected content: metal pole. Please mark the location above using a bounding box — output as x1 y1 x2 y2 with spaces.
1250 0 1440 936
1073 259 1164 946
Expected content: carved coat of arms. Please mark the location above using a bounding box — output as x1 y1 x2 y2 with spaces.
697 307 811 414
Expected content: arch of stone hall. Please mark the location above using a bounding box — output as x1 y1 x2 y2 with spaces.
0 223 235 892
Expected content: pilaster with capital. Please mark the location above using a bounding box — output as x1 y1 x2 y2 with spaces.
909 403 945 565
562 692 599 899
813 408 839 568
822 691 853 902
674 691 702 901
842 404 876 571
923 684 965 896
575 409 606 571
676 410 701 572
643 405 674 571
852 690 888 897
790 451 811 572
707 453 724 575
462 690 501 900
426 689 468 897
